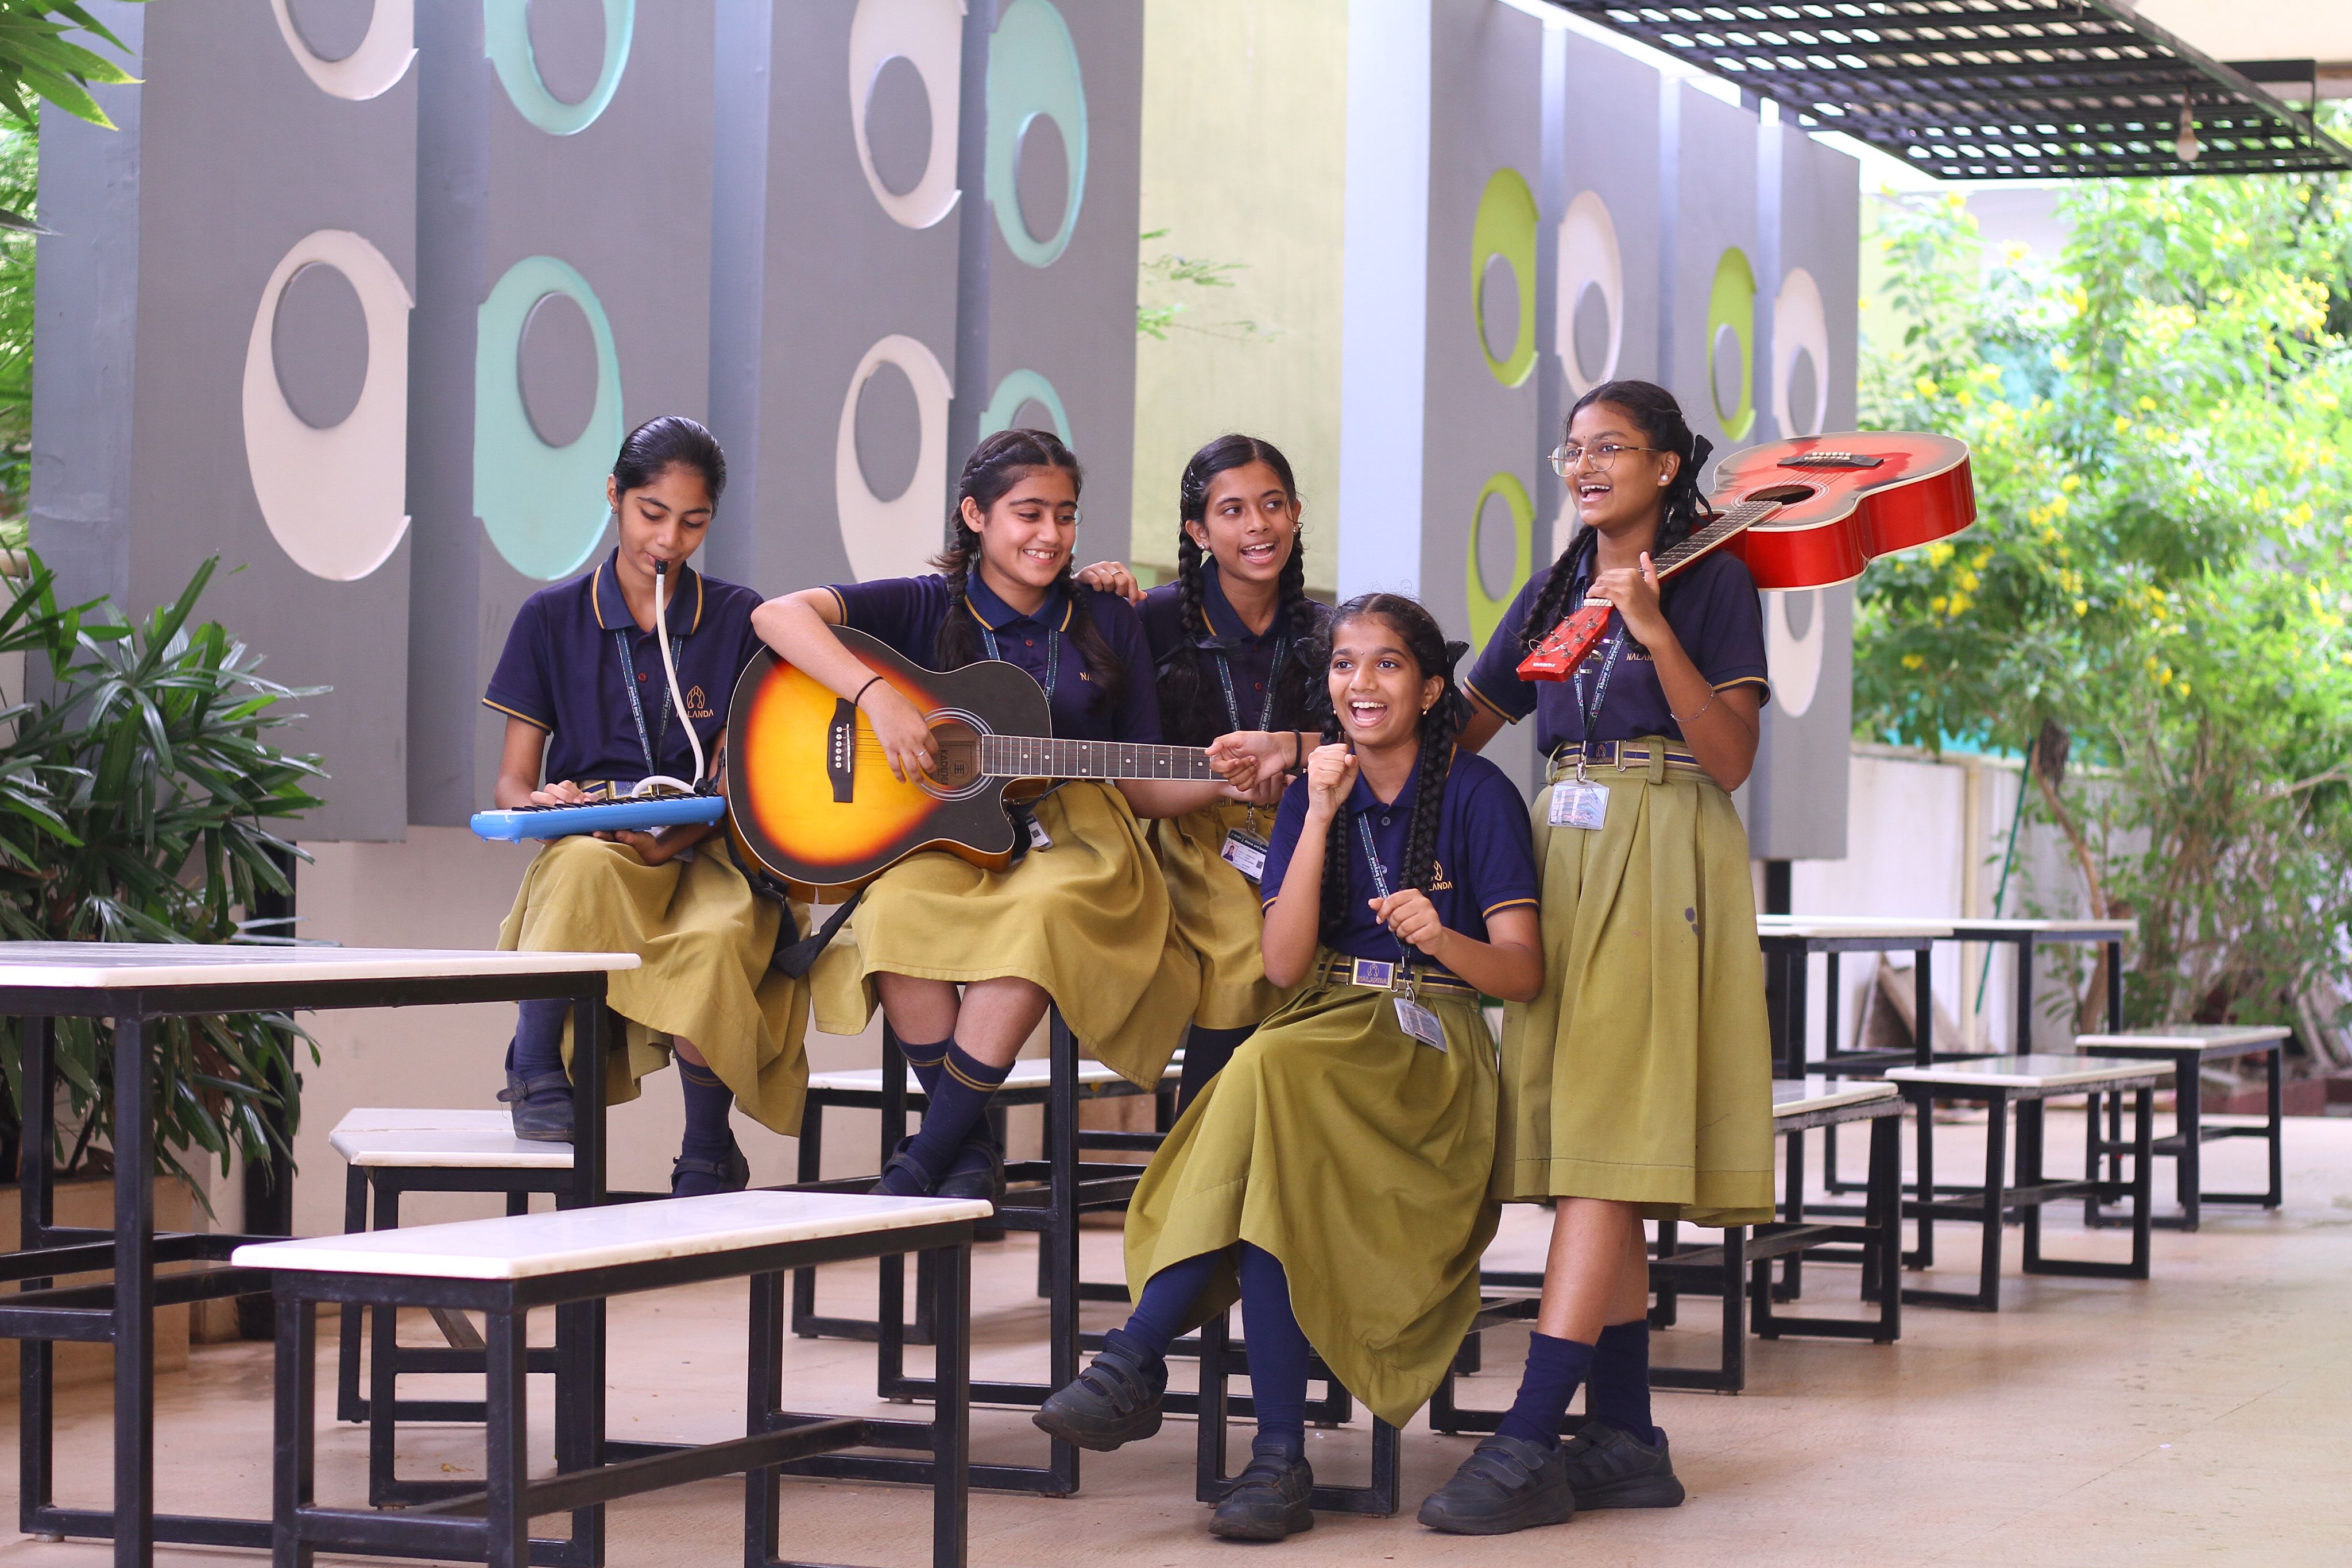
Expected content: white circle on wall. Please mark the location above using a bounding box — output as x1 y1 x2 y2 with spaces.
1556 189 1623 397
1773 266 1831 439
836 335 952 581
849 0 963 230
1763 588 1824 718
241 230 413 582
268 0 416 100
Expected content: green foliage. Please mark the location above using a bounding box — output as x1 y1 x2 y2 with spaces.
1136 227 1271 342
1856 171 2352 1032
0 554 325 1192
0 122 33 526
0 1 139 137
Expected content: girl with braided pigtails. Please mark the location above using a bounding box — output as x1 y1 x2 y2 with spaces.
1032 593 1541 1542
1415 380 1775 1535
1076 435 1329 1106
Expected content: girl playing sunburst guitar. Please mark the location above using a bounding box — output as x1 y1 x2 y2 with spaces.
486 417 813 1198
750 428 1248 1201
1076 435 1330 1108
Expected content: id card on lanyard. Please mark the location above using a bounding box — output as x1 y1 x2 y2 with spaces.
1549 622 1626 831
1355 812 1447 1051
1212 636 1286 882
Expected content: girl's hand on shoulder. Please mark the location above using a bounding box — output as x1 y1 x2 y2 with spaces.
1207 730 1290 792
1588 551 1669 648
531 779 592 808
861 681 939 784
1303 743 1357 822
1369 889 1448 959
1074 560 1145 605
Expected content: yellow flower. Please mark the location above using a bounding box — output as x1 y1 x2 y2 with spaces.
1926 542 1955 568
1916 375 1941 398
1958 570 1981 593
2060 474 2080 493
2137 396 2157 412
1929 595 1948 615
2073 599 2088 617
2113 415 2133 434
2157 665 2174 686
1901 653 1925 670
1945 592 1972 616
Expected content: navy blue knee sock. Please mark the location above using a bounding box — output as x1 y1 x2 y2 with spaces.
1177 1025 1255 1112
1118 1250 1219 1362
508 998 569 1079
1587 1320 1659 1445
1496 1331 1596 1449
902 1042 1009 1177
677 1059 736 1164
897 1034 950 1099
1237 1243 1309 1463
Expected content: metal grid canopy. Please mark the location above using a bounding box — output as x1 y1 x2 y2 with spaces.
1550 2 2352 180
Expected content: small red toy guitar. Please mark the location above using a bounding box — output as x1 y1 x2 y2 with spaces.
1516 430 1975 681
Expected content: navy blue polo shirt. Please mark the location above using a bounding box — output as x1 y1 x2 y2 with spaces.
825 571 1162 744
1139 560 1328 745
1259 749 1539 982
1464 548 1770 756
484 550 767 791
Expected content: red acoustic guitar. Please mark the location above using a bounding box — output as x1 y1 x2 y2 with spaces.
1517 430 1974 680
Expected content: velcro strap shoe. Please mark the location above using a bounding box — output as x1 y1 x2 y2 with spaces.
1417 1434 1576 1535
1208 1446 1316 1541
1559 1417 1685 1509
1032 1330 1167 1451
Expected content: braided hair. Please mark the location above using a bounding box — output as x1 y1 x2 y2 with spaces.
1159 434 1324 748
1306 593 1474 949
1519 378 1716 655
930 428 1124 713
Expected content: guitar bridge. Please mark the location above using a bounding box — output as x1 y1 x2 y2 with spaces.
827 699 857 804
1778 451 1885 469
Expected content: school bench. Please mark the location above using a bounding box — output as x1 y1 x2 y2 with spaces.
2075 1025 2290 1230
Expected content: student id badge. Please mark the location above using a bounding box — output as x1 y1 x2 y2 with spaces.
1219 828 1270 883
1395 995 1448 1053
1549 780 1611 830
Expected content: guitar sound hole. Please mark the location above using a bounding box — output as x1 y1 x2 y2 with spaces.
929 719 982 787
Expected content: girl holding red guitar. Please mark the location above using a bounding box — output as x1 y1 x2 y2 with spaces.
1414 380 1777 1533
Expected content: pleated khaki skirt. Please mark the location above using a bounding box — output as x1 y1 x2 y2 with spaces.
808 781 1198 1089
497 834 815 1136
1494 740 1775 1225
1122 962 1502 1428
1147 799 1291 1031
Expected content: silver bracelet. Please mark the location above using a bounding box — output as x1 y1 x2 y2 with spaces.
1670 688 1719 725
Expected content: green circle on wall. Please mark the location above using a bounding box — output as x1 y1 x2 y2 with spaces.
986 0 1088 269
474 256 625 581
1707 247 1758 440
485 0 635 136
1466 471 1534 649
978 368 1073 446
1471 168 1538 388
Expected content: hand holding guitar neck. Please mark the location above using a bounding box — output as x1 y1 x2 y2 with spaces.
1584 551 1667 649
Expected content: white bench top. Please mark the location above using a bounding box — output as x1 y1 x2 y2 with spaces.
1755 916 1955 940
1947 917 2137 937
232 1191 992 1280
1773 1077 1900 1117
2075 1025 2290 1051
0 943 638 989
331 1116 572 1171
1885 1054 2172 1091
806 1054 1177 1096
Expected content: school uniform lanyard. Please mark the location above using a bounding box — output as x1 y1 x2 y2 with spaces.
1355 810 1421 1001
980 623 1058 701
1569 625 1628 784
1212 634 1289 733
613 629 684 778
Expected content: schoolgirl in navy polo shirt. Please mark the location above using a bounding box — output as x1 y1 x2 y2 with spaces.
486 417 814 1198
1418 380 1776 1534
1077 435 1329 1106
751 428 1240 1202
1034 593 1541 1542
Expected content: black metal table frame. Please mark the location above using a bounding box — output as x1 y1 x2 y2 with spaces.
1899 1075 2157 1312
2083 1036 2285 1231
0 971 613 1568
1434 1095 1905 1418
267 1218 974 1568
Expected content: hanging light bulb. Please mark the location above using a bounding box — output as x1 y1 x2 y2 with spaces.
2175 95 2202 163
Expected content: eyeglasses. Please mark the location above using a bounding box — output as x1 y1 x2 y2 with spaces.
1549 441 1663 477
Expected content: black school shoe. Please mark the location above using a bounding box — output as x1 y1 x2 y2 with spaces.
936 1132 1004 1204
1558 1417 1686 1508
1032 1330 1166 1451
1416 1434 1576 1535
1208 1445 1316 1542
872 1137 943 1197
670 1139 750 1198
498 1070 573 1143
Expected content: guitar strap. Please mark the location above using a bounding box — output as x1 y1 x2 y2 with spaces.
771 891 851 979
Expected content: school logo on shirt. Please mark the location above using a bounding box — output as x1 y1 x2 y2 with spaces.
1428 860 1454 892
684 685 714 720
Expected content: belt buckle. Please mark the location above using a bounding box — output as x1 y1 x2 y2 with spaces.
1349 957 1395 990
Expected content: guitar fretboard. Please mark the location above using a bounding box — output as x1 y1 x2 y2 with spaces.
977 734 1222 781
1649 497 1779 579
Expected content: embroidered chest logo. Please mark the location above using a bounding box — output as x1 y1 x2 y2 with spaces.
684 685 714 720
1428 859 1454 892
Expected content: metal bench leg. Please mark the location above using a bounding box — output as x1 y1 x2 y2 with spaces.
2017 1099 2045 1272
1974 1093 2009 1309
2130 1086 2155 1279
930 1243 972 1568
273 1293 317 1568
1042 1013 1082 1496
366 1184 401 1505
1869 1112 1902 1342
484 1308 530 1568
1778 1131 1805 1301
1906 1093 1935 1269
336 1167 368 1424
2265 1044 2286 1209
789 1099 823 1337
2177 1067 2204 1232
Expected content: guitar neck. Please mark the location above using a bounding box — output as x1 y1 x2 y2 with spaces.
977 733 1223 783
1646 497 1779 579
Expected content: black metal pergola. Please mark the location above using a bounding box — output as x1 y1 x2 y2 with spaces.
1549 2 2352 180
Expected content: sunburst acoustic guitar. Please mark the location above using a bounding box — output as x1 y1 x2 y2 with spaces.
726 626 1225 894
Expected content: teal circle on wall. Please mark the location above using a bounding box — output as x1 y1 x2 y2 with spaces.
978 367 1072 446
985 0 1087 268
485 0 635 135
475 255 625 580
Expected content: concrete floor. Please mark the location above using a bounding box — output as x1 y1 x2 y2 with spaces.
3 1109 2349 1567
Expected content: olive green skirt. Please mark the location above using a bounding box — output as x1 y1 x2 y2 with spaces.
1494 740 1775 1226
808 781 1197 1089
1123 963 1501 1428
1147 800 1291 1031
497 835 814 1136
